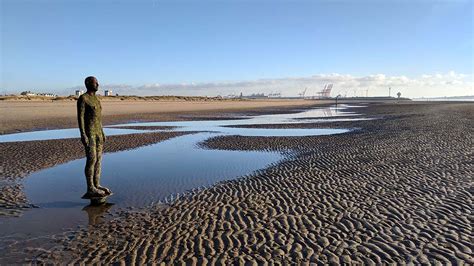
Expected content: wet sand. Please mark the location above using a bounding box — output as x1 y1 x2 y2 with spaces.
0 99 325 134
2 102 473 264
0 132 193 216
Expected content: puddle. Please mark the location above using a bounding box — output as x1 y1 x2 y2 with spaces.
0 128 154 143
0 133 283 238
23 133 283 208
0 105 361 143
108 105 361 136
0 105 364 244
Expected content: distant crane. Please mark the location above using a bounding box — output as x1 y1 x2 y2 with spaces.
299 88 308 98
315 84 333 99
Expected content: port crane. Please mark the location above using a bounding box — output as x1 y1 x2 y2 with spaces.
299 88 307 98
315 84 333 99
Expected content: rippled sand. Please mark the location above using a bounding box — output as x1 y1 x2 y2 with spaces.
3 102 473 264
0 132 192 216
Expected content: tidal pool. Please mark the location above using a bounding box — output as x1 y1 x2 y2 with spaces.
0 127 155 143
0 105 362 241
0 133 284 238
0 104 363 143
109 104 364 135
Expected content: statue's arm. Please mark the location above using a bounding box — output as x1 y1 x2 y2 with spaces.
101 127 106 142
99 102 106 142
77 97 88 146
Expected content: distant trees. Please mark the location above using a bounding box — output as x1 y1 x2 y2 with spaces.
397 92 402 98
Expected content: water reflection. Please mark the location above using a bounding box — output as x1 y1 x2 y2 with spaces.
109 105 362 136
0 105 362 142
0 105 363 242
0 128 154 143
0 133 285 238
23 133 284 208
82 203 114 226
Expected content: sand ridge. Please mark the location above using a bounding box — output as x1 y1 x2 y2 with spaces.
15 102 472 264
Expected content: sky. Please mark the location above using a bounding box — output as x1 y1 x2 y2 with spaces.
1 0 473 98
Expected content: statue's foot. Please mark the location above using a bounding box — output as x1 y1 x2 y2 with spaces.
84 188 106 198
97 186 112 195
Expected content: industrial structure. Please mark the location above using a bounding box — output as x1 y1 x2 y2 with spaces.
268 92 282 98
315 84 333 99
298 88 307 98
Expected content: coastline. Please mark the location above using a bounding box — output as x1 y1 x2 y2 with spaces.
1 102 472 264
0 99 329 135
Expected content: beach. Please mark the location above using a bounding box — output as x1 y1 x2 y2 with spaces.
0 99 324 217
1 101 473 264
0 98 325 135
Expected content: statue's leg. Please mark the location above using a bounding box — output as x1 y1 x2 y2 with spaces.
94 137 111 194
85 140 96 191
85 138 104 196
93 137 102 186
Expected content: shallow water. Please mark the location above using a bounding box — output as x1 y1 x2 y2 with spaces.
0 105 363 142
0 127 154 143
110 105 363 136
0 105 361 242
23 133 283 208
0 133 283 238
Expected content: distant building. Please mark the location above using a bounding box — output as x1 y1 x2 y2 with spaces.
75 90 84 96
104 90 113 96
39 93 57 97
246 93 268 99
20 91 57 97
20 91 36 96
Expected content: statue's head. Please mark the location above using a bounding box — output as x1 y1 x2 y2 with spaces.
85 76 99 92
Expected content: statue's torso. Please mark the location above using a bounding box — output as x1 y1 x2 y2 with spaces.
80 94 103 137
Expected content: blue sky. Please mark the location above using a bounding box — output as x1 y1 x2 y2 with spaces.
1 0 473 97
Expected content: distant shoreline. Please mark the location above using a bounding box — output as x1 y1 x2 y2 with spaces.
0 95 251 102
0 95 413 102
412 98 474 102
0 98 329 135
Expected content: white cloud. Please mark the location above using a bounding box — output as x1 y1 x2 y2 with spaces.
62 71 473 98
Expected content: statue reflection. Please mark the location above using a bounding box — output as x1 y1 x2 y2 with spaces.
82 202 114 225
